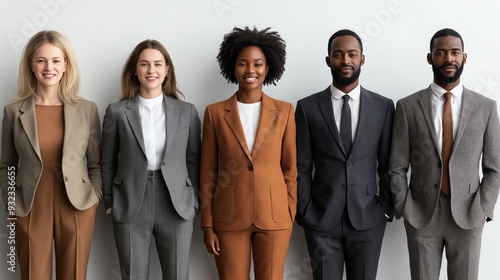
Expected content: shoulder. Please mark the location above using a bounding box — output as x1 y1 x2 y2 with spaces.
362 87 393 105
297 87 329 106
75 98 97 110
464 87 496 105
397 87 429 105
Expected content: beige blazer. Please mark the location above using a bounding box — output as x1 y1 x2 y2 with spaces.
1 96 102 217
200 93 297 231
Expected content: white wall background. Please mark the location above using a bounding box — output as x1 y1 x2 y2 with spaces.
1 0 499 279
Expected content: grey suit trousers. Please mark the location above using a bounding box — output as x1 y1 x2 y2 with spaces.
404 193 484 280
113 170 193 280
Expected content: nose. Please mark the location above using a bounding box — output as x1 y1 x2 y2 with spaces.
444 52 454 63
341 53 351 64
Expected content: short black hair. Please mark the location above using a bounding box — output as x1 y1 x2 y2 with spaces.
430 28 464 52
327 29 363 55
217 26 286 86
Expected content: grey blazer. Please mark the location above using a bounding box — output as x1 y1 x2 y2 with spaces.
101 95 201 224
296 87 394 232
1 96 102 217
389 86 500 230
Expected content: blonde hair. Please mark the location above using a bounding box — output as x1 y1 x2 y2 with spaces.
16 30 80 103
120 39 183 101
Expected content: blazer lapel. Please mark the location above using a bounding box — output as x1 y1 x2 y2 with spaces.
250 93 276 159
223 94 252 160
163 95 179 158
19 96 41 158
418 87 440 155
125 97 147 156
317 87 345 154
62 102 80 154
352 88 373 153
453 87 475 153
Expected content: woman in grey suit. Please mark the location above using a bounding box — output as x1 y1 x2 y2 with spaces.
0 30 101 280
101 39 201 280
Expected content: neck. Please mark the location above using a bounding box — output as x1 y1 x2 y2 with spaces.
236 88 263 104
35 86 62 105
333 80 358 94
434 79 460 92
139 88 163 99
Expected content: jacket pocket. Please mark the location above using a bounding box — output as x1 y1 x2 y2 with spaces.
367 183 377 195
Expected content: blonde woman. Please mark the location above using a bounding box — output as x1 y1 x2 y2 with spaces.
0 30 101 280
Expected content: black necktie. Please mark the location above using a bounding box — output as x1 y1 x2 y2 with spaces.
340 95 352 155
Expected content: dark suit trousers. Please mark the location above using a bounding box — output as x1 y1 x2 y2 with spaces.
404 193 484 280
113 170 193 280
303 210 386 280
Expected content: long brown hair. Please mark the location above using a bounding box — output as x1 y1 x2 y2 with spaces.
120 39 183 100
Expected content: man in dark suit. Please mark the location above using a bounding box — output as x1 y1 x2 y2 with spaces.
295 29 394 280
389 28 500 280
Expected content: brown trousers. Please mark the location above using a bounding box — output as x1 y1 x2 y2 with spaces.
214 224 292 280
15 170 97 280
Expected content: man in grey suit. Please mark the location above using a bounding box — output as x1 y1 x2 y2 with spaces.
295 29 394 280
389 28 500 280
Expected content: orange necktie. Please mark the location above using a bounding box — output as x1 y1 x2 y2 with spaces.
441 92 453 196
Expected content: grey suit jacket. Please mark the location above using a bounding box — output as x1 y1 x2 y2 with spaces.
1 96 102 217
296 87 394 232
101 95 201 224
389 86 500 230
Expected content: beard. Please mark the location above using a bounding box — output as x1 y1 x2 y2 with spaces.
331 66 361 86
432 62 464 84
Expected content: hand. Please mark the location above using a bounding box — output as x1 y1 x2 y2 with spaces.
106 208 112 215
203 230 220 256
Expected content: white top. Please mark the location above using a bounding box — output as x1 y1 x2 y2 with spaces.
330 83 361 142
138 94 166 170
237 101 262 153
430 82 462 152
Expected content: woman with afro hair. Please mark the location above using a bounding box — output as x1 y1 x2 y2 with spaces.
200 26 297 280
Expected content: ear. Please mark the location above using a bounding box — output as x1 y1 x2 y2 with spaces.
325 56 332 68
462 52 467 65
427 53 432 65
266 65 269 76
62 58 67 73
360 54 365 66
165 65 170 76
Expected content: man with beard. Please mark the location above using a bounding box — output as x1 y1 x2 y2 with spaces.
295 29 394 280
389 28 500 279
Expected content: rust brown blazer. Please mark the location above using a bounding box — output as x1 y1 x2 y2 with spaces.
1 96 102 217
200 93 297 231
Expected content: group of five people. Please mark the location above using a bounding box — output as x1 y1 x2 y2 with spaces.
1 26 498 280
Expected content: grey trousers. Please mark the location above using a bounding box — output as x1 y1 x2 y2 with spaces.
404 193 484 280
113 170 193 280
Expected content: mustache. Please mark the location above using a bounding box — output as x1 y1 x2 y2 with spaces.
441 63 458 69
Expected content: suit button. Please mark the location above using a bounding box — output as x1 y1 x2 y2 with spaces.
347 161 353 166
438 162 442 168
247 165 253 171
434 184 439 189
64 176 68 182
342 184 346 189
162 162 166 166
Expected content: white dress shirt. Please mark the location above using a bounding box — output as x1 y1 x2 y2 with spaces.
237 101 261 153
138 94 166 170
330 83 361 141
430 82 463 152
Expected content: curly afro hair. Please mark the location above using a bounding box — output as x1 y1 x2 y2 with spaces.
217 26 286 86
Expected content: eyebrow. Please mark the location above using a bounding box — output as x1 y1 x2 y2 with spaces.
139 59 165 63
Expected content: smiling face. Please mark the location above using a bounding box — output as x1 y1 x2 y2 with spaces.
31 43 67 91
326 35 365 93
135 48 169 97
234 46 269 94
427 35 467 89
